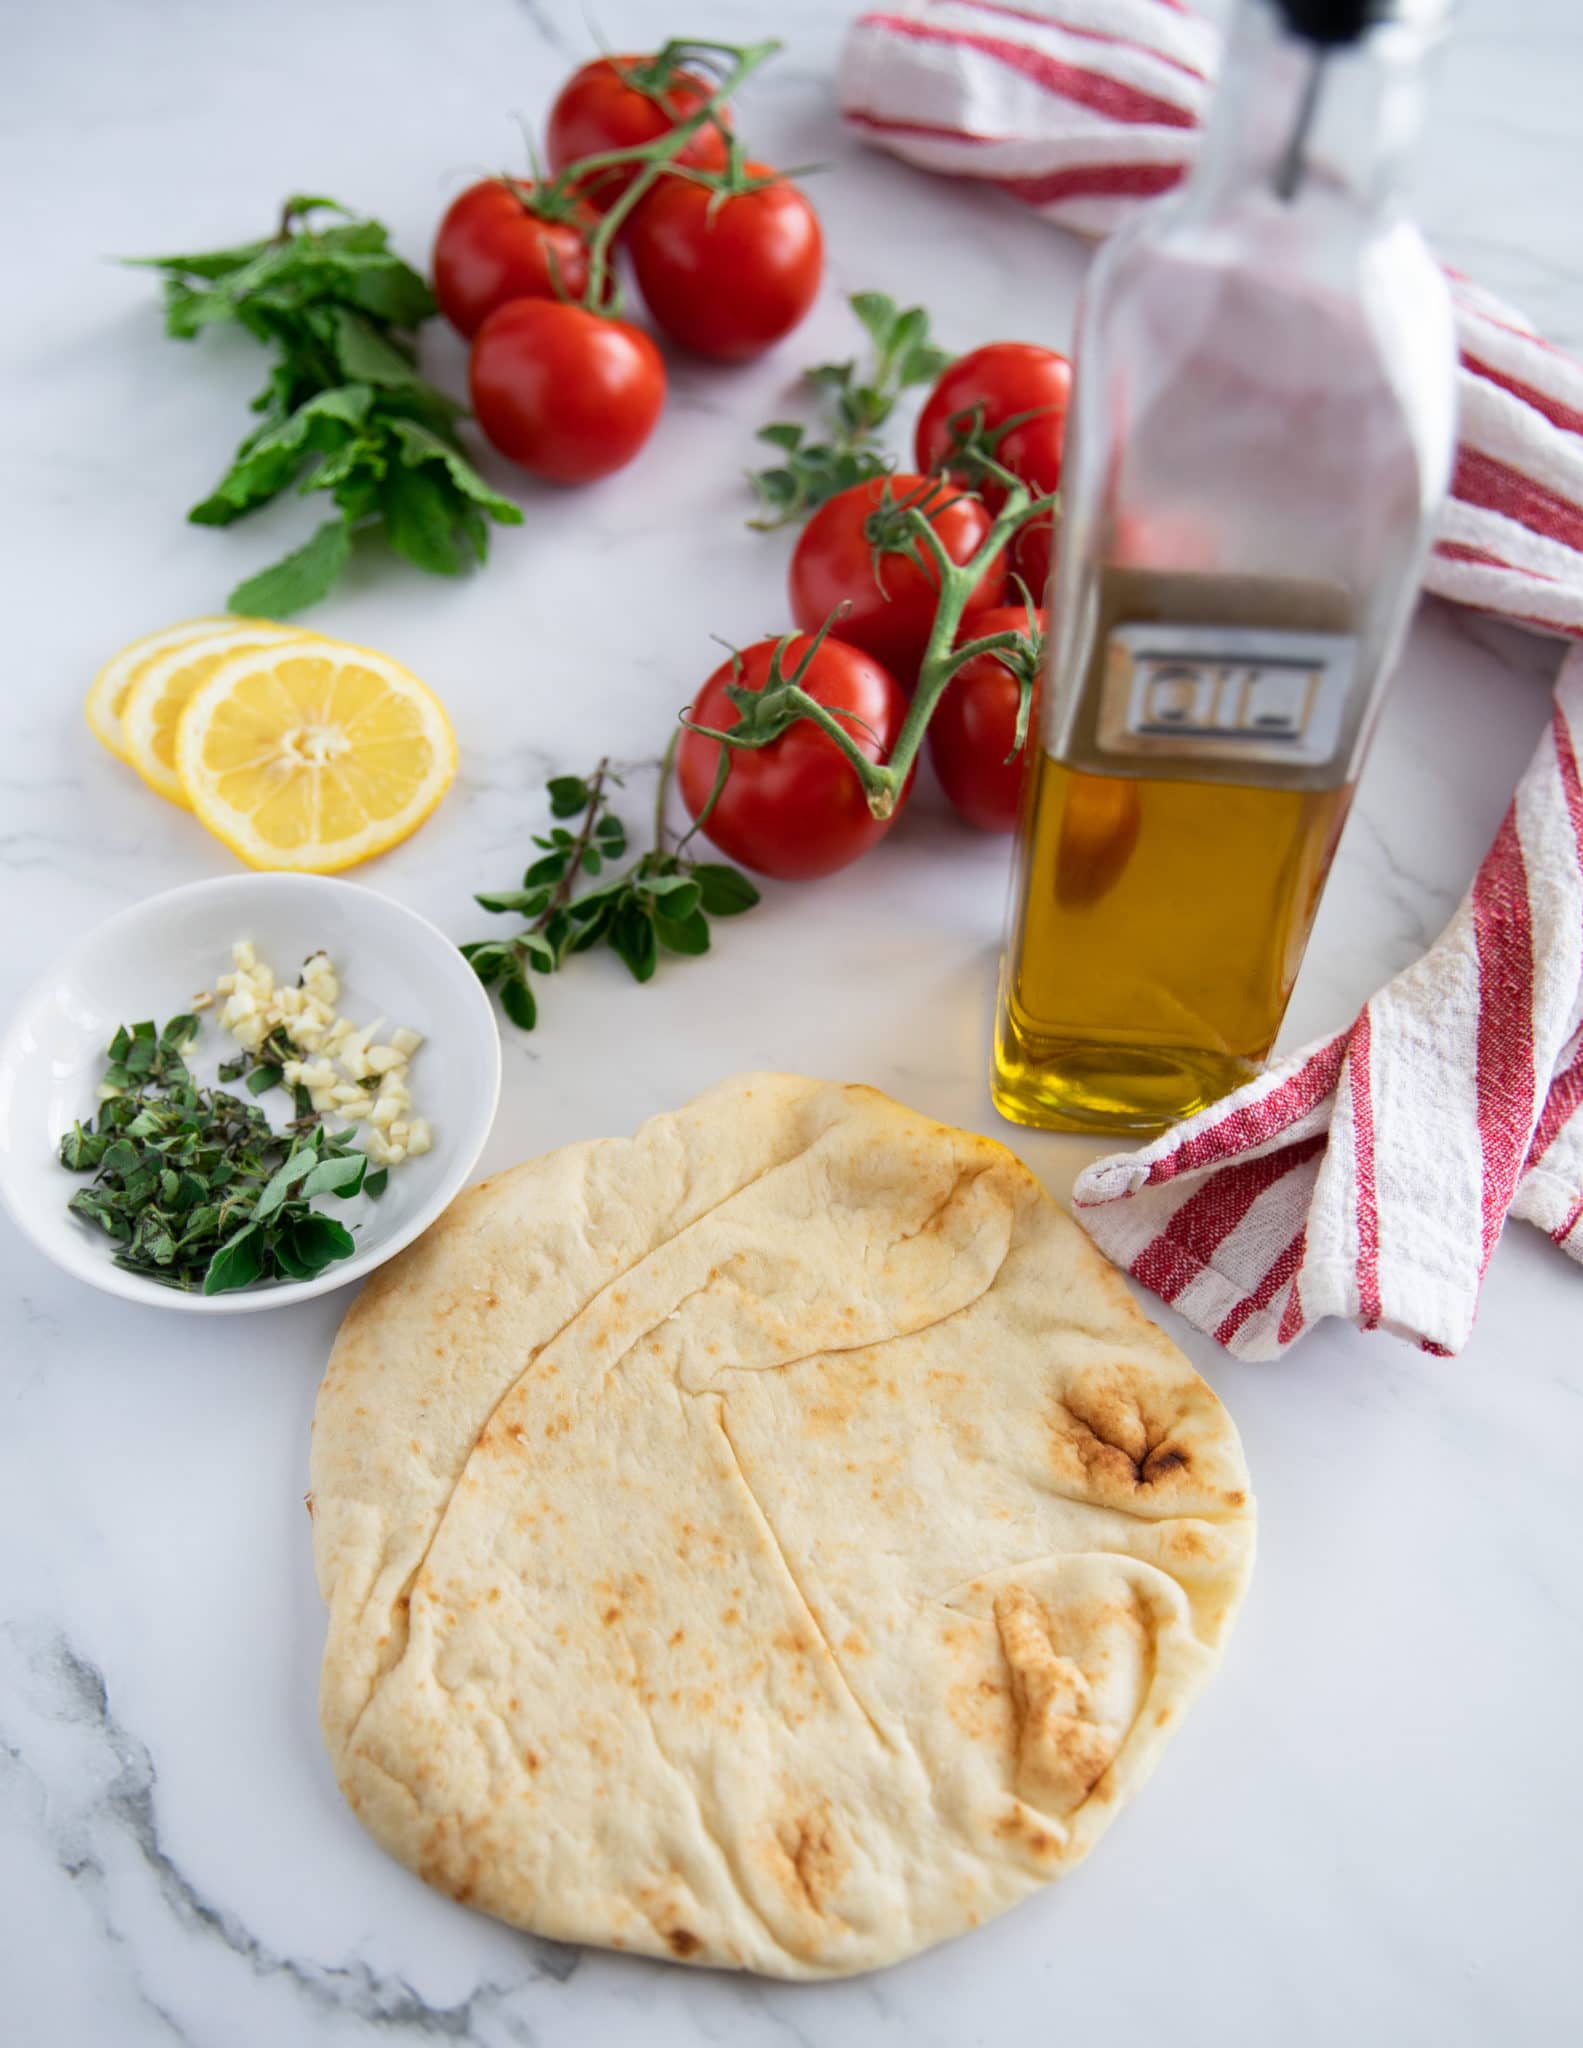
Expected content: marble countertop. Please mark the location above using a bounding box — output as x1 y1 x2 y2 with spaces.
4 1 1580 2041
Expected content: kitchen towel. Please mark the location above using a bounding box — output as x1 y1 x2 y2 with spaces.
839 0 1583 1355
838 1 1583 642
1070 653 1583 1359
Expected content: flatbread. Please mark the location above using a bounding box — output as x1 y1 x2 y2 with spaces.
311 1075 1254 1978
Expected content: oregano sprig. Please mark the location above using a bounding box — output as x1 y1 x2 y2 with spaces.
463 752 760 1030
747 291 953 529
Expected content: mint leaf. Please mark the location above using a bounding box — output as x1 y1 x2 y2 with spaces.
379 462 465 576
189 384 374 526
228 517 353 616
326 306 424 388
388 419 523 524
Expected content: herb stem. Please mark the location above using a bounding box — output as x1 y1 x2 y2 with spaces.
530 757 609 933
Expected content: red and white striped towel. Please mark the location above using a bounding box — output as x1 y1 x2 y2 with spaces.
839 1 1583 1354
1071 654 1583 1358
839 2 1583 641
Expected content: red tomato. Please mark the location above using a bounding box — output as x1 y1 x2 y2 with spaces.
788 474 1006 687
1013 509 1055 601
431 179 594 339
628 166 822 363
469 300 664 484
545 54 730 211
915 342 1072 507
677 635 910 880
927 605 1046 834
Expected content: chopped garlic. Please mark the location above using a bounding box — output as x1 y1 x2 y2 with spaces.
209 940 431 1172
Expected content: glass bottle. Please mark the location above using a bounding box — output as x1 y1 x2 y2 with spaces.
993 0 1456 1135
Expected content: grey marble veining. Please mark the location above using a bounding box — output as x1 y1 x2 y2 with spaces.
3 1 1582 2043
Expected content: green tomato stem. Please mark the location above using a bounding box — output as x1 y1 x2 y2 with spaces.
857 483 1047 820
562 39 781 311
654 726 681 851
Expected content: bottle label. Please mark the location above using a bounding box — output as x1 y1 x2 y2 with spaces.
1094 623 1358 773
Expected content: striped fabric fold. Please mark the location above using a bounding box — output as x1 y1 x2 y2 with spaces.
838 3 1583 642
1070 656 1583 1358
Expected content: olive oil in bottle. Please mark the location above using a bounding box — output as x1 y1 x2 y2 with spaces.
993 0 1456 1135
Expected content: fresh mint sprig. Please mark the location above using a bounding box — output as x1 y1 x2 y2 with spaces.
130 196 523 614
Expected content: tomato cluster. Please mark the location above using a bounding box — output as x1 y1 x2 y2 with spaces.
677 342 1071 879
433 54 823 486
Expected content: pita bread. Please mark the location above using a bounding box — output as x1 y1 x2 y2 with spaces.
311 1075 1254 1979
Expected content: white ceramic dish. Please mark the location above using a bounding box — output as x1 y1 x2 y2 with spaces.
0 874 501 1313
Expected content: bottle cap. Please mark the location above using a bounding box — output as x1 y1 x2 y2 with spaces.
1271 0 1382 43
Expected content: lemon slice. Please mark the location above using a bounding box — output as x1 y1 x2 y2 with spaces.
176 640 457 872
85 617 234 761
120 621 312 807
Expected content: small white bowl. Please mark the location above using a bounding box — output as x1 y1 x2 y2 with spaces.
0 874 501 1313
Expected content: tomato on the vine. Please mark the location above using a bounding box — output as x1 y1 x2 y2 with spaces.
915 342 1072 507
628 166 822 362
1013 510 1055 602
431 179 594 339
677 635 910 880
469 300 665 484
545 54 730 211
787 474 1006 687
927 604 1046 834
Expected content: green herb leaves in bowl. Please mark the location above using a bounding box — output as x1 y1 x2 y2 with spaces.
59 1015 383 1296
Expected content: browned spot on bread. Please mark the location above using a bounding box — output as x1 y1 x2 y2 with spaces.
524 1749 541 1772
669 1628 686 1648
766 1799 849 1918
947 1666 1016 1754
722 1608 740 1626
842 1629 868 1656
602 1606 622 1625
667 1928 702 1958
993 1586 1117 1816
1048 1367 1197 1498
993 1805 1065 1860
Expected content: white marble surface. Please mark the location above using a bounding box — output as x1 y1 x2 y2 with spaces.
4 1 1581 2041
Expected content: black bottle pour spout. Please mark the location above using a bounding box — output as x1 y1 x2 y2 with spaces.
1271 0 1387 200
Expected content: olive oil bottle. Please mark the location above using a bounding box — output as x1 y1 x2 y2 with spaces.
994 0 1456 1135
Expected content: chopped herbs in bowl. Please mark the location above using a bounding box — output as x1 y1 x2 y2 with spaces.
0 873 501 1313
59 1013 386 1296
